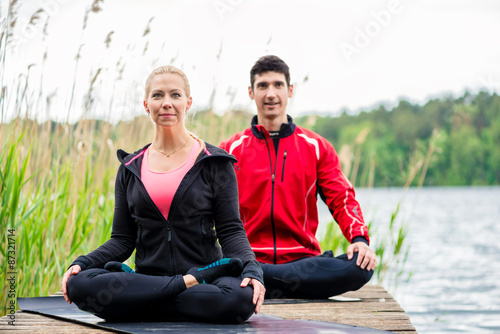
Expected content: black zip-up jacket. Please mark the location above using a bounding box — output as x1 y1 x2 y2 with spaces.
71 141 263 283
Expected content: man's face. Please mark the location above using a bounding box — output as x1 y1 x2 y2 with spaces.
249 71 293 122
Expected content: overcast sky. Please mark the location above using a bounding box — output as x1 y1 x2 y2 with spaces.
3 0 500 123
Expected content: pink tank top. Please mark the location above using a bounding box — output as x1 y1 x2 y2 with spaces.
141 139 200 221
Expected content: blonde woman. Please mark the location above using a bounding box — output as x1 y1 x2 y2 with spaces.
61 66 265 323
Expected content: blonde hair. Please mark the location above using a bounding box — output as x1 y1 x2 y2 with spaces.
144 65 191 99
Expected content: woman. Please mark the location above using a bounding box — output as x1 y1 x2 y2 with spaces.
61 65 265 323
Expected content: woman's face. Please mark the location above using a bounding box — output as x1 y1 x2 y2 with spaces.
143 73 192 129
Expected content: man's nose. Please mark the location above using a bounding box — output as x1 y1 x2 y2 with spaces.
266 87 277 98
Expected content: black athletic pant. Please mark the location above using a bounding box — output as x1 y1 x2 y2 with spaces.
66 269 255 323
261 251 373 299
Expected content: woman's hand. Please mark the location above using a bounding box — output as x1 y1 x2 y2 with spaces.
240 277 266 314
61 265 81 303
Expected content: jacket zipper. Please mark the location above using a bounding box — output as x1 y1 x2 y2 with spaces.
264 136 279 264
164 169 194 273
281 150 287 182
161 154 222 273
128 152 216 275
137 180 177 273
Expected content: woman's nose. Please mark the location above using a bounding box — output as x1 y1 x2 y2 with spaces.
162 98 172 108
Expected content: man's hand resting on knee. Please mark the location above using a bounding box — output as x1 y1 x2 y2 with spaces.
347 242 377 271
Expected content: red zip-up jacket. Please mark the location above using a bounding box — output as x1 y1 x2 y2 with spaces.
220 116 369 264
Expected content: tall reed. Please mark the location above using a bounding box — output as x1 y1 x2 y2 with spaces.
0 108 250 316
0 1 430 317
320 127 441 288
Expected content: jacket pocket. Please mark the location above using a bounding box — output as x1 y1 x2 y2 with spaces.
201 217 217 262
135 224 145 265
281 150 287 182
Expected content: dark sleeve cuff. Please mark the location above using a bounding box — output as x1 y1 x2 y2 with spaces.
352 236 369 245
242 261 265 286
70 255 94 271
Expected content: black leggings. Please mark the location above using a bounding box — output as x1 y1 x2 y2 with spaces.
261 251 373 299
66 269 255 323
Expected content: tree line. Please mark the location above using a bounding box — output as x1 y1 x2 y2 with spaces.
295 91 500 187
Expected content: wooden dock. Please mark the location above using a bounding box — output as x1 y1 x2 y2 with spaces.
0 284 416 333
261 285 416 333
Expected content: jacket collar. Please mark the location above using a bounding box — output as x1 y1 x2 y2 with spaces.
117 141 236 178
250 114 296 139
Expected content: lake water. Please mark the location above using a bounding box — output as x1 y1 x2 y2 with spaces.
318 186 500 334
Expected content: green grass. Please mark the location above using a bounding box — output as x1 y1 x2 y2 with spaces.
319 207 411 288
0 113 414 316
0 2 414 317
0 111 251 316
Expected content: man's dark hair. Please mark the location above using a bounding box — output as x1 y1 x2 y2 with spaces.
250 55 290 89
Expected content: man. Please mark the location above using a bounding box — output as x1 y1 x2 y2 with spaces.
220 55 377 299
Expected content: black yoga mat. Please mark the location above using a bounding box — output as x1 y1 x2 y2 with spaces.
17 296 390 333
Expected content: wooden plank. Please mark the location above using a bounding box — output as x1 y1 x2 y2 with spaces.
0 313 116 333
259 285 417 333
0 285 417 333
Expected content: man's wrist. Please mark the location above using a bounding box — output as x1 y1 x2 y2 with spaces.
352 236 368 245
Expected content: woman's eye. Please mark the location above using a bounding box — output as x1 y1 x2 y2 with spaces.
172 93 181 98
153 93 162 98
